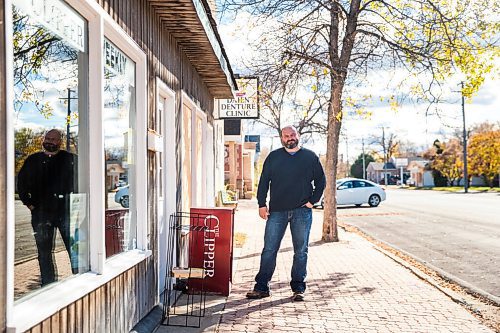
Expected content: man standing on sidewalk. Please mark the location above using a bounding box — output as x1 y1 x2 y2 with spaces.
246 125 326 301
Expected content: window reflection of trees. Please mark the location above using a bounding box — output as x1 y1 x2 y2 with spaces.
104 69 128 110
13 8 78 116
12 6 86 299
14 128 44 173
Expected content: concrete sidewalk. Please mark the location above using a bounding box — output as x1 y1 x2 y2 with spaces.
156 199 494 333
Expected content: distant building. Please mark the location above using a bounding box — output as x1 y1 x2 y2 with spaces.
366 162 398 184
407 160 435 187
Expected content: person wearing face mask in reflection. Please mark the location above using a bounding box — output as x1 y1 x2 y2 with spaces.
17 129 78 286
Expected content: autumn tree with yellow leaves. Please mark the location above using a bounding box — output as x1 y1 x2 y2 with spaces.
426 139 463 186
467 130 500 187
220 0 499 241
14 128 44 174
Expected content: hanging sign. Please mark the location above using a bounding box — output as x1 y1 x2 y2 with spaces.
217 77 259 119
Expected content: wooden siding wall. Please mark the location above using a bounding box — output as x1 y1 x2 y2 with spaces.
26 0 219 331
27 258 155 332
1 1 8 331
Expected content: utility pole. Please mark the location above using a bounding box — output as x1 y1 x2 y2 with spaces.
461 82 468 193
59 88 77 152
362 138 366 179
382 126 387 185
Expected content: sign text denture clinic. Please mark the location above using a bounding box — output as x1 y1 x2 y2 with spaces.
218 77 259 119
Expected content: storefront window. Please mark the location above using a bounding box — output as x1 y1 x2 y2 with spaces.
12 0 89 299
182 104 192 212
103 38 136 257
194 114 204 206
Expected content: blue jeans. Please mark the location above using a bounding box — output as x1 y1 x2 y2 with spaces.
31 207 73 286
254 207 313 293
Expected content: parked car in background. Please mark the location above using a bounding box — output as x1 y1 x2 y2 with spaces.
114 185 129 208
406 177 415 186
314 178 386 209
116 179 127 188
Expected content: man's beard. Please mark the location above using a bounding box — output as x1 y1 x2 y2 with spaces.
283 139 298 149
43 143 59 153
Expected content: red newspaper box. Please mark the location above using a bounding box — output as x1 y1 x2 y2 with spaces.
105 209 127 257
189 207 234 296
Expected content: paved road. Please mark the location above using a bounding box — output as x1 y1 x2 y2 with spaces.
15 200 68 263
336 188 500 298
15 193 123 263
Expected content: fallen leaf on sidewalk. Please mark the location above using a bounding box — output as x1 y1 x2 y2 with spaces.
233 232 247 248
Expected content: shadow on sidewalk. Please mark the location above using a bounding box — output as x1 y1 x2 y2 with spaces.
236 239 329 261
216 271 377 320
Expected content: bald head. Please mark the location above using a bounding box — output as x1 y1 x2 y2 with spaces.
280 125 300 150
281 125 298 135
43 129 63 154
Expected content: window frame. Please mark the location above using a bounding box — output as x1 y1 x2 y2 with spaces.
6 0 150 330
182 92 207 208
156 77 176 296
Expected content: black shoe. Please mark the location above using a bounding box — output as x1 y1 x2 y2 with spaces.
246 290 270 299
292 291 304 301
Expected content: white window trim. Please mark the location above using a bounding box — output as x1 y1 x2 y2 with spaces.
214 120 225 194
6 0 151 330
206 123 215 206
102 6 148 256
182 92 207 207
5 0 16 327
155 78 176 296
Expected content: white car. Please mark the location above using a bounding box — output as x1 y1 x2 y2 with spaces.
315 178 386 208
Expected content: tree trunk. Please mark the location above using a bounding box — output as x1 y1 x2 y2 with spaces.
322 83 343 242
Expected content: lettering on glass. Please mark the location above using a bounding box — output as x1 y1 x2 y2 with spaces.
104 39 129 77
14 0 86 52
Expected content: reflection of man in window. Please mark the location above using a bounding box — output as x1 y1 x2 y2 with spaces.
17 129 77 286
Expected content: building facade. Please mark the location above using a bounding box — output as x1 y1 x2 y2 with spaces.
0 0 236 331
366 162 398 184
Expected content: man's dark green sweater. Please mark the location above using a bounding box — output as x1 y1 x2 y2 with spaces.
257 147 326 212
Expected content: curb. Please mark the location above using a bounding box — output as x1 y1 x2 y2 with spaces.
339 222 500 308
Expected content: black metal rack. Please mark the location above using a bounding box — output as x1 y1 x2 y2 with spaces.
161 212 213 328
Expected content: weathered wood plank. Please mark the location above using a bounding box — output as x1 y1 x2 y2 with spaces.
82 295 89 333
114 276 121 332
119 274 126 332
94 286 104 333
105 283 111 332
59 307 68 333
50 311 60 333
135 265 141 324
41 317 51 332
75 298 83 333
67 303 75 332
29 324 41 333
126 267 135 329
88 290 96 333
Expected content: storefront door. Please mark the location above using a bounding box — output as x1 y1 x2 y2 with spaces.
156 79 176 295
